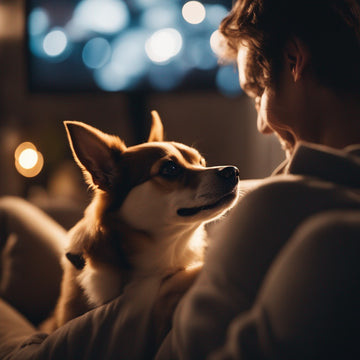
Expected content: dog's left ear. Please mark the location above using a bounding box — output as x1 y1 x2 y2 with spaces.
148 110 164 142
64 121 126 191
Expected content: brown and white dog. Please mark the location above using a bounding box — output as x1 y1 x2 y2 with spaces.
41 111 239 335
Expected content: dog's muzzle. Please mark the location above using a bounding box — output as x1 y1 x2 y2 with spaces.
177 166 240 217
216 166 240 187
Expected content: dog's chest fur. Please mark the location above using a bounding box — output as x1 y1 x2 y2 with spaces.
67 197 205 308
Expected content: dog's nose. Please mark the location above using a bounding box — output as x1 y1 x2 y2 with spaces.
217 166 239 182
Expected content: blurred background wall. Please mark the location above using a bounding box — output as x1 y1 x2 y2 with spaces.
0 0 284 213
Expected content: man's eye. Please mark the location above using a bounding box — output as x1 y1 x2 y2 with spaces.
159 160 181 178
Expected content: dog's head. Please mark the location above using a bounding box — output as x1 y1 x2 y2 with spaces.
65 111 239 240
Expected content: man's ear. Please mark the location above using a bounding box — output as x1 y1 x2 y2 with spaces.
148 110 164 142
64 121 126 191
284 37 310 82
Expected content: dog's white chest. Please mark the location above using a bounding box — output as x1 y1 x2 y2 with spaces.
78 265 123 306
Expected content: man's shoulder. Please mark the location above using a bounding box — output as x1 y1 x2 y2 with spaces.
241 175 334 203
235 173 360 223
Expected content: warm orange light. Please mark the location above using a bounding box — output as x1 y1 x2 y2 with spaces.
14 142 44 178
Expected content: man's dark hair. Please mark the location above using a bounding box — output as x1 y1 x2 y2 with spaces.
219 0 360 95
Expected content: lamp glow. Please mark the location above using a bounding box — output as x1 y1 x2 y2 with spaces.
15 142 44 178
19 148 38 169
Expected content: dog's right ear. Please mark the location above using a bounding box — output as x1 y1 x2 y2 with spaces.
64 121 127 191
148 110 164 142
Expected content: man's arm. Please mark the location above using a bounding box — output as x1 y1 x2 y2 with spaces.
210 210 360 359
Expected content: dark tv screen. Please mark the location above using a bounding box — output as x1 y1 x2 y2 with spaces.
26 0 242 96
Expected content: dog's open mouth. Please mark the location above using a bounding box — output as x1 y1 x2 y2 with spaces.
177 192 237 217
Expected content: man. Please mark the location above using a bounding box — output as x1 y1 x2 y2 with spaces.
220 0 360 159
156 0 360 358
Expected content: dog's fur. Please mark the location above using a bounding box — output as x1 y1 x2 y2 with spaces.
41 111 239 336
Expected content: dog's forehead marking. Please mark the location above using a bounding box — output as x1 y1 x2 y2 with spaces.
124 142 202 168
170 142 203 165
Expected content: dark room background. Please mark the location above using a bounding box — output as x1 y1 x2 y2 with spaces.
0 0 284 214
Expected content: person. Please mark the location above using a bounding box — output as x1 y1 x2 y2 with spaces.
155 0 360 358
1 0 360 359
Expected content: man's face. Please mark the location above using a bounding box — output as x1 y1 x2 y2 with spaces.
237 44 300 157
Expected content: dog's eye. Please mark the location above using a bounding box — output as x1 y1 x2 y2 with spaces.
159 160 181 179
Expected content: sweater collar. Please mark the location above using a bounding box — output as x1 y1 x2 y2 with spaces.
280 142 360 188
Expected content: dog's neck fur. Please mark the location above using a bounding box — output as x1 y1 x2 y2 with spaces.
131 224 206 276
67 193 206 306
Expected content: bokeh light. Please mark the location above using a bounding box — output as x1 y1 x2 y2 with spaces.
145 28 182 63
73 0 130 34
14 142 44 178
28 7 49 36
205 4 228 28
94 29 150 91
182 1 206 25
27 0 237 96
19 148 38 169
140 5 178 29
210 29 226 58
112 29 150 76
82 37 112 69
43 29 68 57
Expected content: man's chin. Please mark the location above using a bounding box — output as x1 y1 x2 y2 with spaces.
275 132 296 159
257 117 273 134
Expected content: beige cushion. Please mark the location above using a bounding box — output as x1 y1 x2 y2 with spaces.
0 298 37 359
0 197 66 325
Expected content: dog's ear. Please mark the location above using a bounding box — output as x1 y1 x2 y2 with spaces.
148 110 164 142
64 121 126 190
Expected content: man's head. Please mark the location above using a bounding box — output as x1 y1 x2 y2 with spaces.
219 0 360 155
220 0 360 94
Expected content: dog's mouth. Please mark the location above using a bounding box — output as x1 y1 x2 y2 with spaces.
177 191 237 217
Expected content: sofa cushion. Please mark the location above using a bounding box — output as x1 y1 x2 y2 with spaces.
0 197 66 325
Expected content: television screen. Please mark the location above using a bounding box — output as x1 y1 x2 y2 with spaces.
26 0 241 96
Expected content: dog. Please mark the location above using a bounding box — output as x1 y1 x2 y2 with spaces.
41 111 240 338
